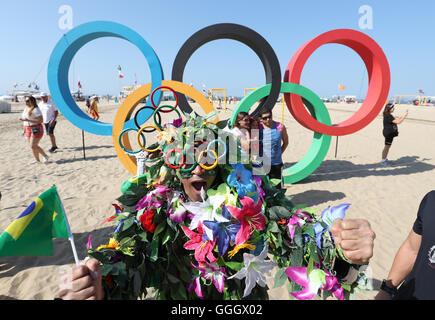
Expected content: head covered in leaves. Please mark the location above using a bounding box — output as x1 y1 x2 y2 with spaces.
89 110 367 301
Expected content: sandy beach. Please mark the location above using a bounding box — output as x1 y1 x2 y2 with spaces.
1 99 434 300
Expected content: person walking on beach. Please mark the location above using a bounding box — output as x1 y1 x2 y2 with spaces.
381 103 407 166
90 96 100 120
20 96 49 164
39 92 59 153
85 97 91 113
375 190 435 300
259 108 288 186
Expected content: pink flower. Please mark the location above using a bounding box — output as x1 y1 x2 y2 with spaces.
181 223 217 263
285 266 344 300
135 187 171 211
226 197 265 245
192 262 227 294
287 209 312 243
187 276 203 299
86 235 92 250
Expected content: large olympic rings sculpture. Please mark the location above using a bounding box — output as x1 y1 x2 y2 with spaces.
47 21 390 183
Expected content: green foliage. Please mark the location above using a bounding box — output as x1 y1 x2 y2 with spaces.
87 114 366 300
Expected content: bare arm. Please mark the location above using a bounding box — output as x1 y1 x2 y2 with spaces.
50 110 59 126
386 229 421 287
375 229 421 299
23 115 43 124
281 125 289 153
392 112 408 124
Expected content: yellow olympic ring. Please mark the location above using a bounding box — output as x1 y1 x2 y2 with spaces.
113 80 218 175
137 125 162 152
198 150 218 170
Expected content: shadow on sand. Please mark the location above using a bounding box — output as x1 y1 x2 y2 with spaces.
285 156 435 184
0 227 114 278
54 154 118 164
289 190 347 207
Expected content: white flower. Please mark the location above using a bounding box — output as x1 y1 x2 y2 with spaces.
228 244 277 297
182 188 226 240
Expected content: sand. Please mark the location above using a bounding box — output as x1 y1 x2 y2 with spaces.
1 99 434 300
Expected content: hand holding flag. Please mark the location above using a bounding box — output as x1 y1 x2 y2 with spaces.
58 258 104 300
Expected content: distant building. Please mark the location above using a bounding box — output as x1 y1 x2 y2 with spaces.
120 85 141 98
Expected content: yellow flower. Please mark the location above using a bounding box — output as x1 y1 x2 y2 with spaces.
97 238 119 251
227 243 256 259
157 126 177 144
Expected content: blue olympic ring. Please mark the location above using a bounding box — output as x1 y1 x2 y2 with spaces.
206 139 228 161
119 128 146 154
47 21 164 136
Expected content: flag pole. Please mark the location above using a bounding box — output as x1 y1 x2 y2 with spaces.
56 189 80 266
82 130 86 160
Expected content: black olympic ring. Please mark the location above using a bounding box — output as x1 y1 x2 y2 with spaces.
171 23 281 118
134 106 162 132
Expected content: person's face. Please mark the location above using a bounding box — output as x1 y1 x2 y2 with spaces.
25 98 30 106
42 96 48 103
179 146 217 202
238 116 250 129
260 112 273 126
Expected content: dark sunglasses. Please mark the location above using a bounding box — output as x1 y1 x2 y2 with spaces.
261 115 272 120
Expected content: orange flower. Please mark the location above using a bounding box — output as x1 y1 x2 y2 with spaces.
227 243 256 259
97 238 119 251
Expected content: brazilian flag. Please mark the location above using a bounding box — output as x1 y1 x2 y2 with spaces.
0 186 70 257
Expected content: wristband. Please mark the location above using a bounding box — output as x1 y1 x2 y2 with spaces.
380 279 398 296
336 243 351 264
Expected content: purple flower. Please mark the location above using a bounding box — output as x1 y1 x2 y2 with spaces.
167 191 187 223
203 206 241 256
313 204 350 248
187 276 203 299
135 187 171 211
285 267 344 300
171 117 183 128
253 175 265 201
287 209 313 243
192 262 228 294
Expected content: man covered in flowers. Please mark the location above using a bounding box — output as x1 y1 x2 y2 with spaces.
57 111 375 300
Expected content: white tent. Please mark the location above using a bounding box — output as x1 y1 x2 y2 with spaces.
0 95 14 101
0 101 11 113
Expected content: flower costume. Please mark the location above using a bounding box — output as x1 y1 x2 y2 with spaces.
87 108 369 300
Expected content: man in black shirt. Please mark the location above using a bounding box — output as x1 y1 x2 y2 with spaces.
376 191 435 299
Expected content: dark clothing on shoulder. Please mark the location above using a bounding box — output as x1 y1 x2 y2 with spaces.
394 191 435 300
383 114 398 137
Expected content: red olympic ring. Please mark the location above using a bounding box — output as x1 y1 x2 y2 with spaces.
150 85 179 113
166 148 185 169
284 29 390 136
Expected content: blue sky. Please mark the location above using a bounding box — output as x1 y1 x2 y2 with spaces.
1 0 434 99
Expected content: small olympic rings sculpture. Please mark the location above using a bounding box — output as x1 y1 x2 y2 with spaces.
207 139 228 162
118 128 147 154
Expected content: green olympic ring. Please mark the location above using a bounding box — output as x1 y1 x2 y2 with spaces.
231 82 332 184
153 105 183 130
